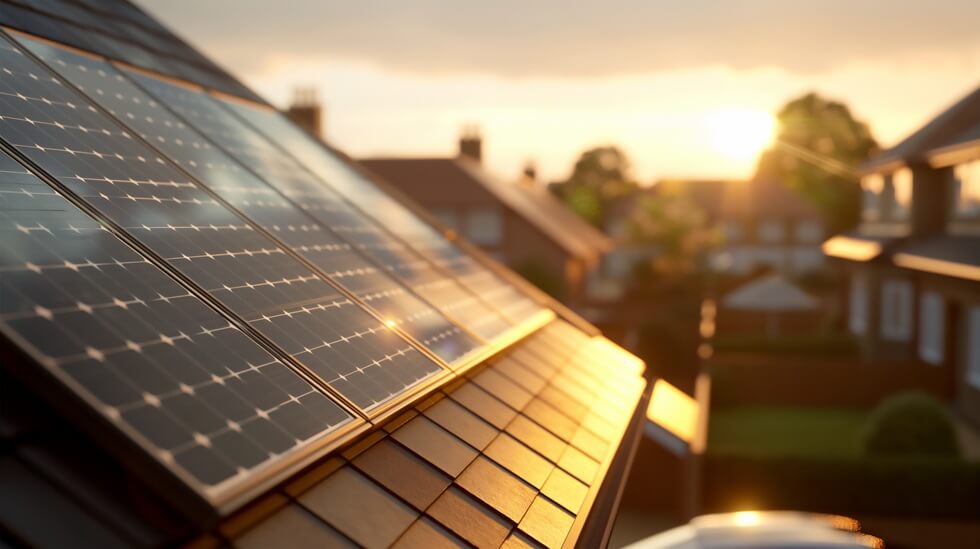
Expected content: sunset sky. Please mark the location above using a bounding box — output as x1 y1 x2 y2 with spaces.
141 0 980 184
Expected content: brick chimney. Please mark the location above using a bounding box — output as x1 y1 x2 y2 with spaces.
285 86 323 138
458 124 482 164
519 161 537 187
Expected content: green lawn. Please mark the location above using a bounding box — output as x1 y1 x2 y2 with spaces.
708 407 868 459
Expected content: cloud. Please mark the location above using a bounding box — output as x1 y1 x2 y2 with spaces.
139 0 980 78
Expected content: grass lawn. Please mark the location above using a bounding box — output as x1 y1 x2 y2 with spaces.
708 407 868 459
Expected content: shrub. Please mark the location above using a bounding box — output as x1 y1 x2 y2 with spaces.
862 392 961 458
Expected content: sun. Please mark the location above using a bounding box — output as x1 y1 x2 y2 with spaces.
705 109 776 162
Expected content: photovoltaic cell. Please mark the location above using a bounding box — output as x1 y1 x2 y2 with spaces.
218 99 548 322
0 146 352 493
0 36 443 410
125 69 516 342
20 37 482 367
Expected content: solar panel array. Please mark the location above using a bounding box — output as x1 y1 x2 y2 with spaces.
0 34 444 413
0 144 352 494
19 37 484 368
0 6 646 536
221 100 549 323
129 71 519 343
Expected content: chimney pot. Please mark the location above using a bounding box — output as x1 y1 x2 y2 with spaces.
459 124 482 164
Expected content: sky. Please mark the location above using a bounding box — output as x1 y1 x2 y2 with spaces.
140 0 980 184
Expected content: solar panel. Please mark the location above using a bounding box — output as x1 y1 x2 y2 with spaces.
0 0 259 100
124 68 518 342
0 34 444 411
19 37 483 368
0 145 353 499
217 99 549 323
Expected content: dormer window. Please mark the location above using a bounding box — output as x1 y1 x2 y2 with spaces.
890 168 913 221
953 159 980 221
757 219 785 243
861 173 884 221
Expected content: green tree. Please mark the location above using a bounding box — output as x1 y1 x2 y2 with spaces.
626 185 719 277
755 92 878 234
550 146 638 227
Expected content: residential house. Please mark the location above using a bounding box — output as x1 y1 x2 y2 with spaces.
361 135 613 305
603 177 826 289
824 85 980 425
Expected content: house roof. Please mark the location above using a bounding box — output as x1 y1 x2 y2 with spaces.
361 157 613 264
721 273 820 312
927 119 980 168
862 85 980 174
894 235 980 282
0 1 647 547
822 229 910 262
649 177 823 221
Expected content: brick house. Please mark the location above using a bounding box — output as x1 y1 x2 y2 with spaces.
824 85 980 425
361 137 612 305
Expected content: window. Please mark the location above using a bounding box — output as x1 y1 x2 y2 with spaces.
861 173 884 221
890 168 913 221
918 291 945 365
757 219 785 243
849 272 869 335
463 208 503 245
722 221 742 243
953 160 980 221
430 208 457 230
880 279 913 342
794 220 823 243
968 307 980 389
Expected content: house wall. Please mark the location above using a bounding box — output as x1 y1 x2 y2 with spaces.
712 216 826 275
845 264 917 361
920 274 980 427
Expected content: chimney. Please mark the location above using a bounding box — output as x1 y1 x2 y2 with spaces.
520 161 537 187
458 124 482 164
285 86 323 138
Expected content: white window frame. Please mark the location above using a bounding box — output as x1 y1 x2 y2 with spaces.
880 279 913 342
463 208 503 246
849 272 869 335
430 208 458 230
722 221 743 243
756 219 785 243
918 291 945 365
967 307 980 389
794 220 824 244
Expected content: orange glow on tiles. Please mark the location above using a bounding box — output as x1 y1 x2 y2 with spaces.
646 379 699 443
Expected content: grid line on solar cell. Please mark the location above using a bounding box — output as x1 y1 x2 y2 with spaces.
0 34 443 411
0 146 354 495
120 67 516 342
19 40 484 366
215 97 547 324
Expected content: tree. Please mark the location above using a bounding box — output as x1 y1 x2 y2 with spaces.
550 146 638 227
755 93 878 234
626 187 719 278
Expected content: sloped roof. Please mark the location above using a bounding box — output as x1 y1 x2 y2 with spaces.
894 235 980 282
362 157 613 263
0 1 648 547
649 177 822 220
863 85 980 173
722 273 820 312
927 119 980 167
3 322 646 548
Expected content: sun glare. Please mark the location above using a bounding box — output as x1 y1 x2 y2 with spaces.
705 109 776 162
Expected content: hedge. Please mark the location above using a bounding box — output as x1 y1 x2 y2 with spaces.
701 455 980 518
